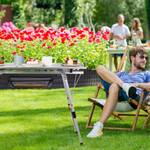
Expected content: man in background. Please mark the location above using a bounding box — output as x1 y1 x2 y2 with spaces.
111 14 130 70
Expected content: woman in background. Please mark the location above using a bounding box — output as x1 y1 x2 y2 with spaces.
131 18 143 46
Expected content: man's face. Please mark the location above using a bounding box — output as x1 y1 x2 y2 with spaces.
118 15 124 25
132 53 148 70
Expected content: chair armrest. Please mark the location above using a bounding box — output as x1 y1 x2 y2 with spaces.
94 83 104 98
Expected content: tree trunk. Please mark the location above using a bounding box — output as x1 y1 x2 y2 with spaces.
145 0 150 38
63 0 77 27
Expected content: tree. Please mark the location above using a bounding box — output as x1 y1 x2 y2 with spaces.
63 0 77 27
145 0 150 37
93 0 146 33
76 0 96 31
93 0 124 29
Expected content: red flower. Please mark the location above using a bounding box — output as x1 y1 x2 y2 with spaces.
78 33 86 39
77 30 83 35
12 51 17 55
102 33 109 41
53 41 57 46
71 34 76 38
59 27 66 32
83 27 89 31
42 43 46 47
95 38 101 43
69 43 75 46
61 38 66 44
89 31 94 35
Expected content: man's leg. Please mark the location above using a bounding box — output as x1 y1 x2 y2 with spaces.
100 83 119 123
87 83 119 138
96 65 123 87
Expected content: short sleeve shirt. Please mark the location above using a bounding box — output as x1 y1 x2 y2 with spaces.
111 23 130 46
116 71 150 95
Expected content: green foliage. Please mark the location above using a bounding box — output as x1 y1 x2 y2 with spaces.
94 0 122 27
36 0 62 9
76 0 96 30
11 0 63 27
36 0 53 9
0 37 108 69
93 0 147 33
145 0 150 37
47 37 108 69
7 0 148 35
0 0 13 4
25 0 62 26
0 10 5 21
0 39 15 62
12 1 29 29
63 0 77 27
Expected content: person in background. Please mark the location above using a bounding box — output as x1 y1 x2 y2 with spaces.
111 14 131 70
100 26 111 40
131 18 143 46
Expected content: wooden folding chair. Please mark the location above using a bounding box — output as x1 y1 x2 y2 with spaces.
86 48 150 131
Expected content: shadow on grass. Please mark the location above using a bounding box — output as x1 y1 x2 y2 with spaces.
0 106 91 117
0 105 149 132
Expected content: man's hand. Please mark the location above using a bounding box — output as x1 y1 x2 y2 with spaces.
132 83 150 91
131 83 139 88
114 35 125 40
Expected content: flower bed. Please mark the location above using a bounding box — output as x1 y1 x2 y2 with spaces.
0 22 110 69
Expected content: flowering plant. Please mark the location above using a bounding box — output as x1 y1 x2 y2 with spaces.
0 22 110 69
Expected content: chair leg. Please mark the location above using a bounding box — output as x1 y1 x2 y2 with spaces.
131 104 141 131
143 113 150 128
112 112 123 120
86 103 96 128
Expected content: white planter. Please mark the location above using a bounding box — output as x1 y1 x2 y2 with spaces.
42 56 52 66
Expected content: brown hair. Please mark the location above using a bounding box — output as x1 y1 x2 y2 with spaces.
131 18 141 31
129 47 148 63
118 14 125 20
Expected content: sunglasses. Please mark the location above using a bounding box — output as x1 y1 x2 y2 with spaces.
139 55 148 60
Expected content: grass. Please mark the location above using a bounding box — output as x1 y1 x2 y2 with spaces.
0 86 150 150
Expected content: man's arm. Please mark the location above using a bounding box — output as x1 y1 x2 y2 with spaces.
111 33 124 40
133 82 150 91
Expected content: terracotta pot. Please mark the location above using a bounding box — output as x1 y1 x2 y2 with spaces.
0 60 4 64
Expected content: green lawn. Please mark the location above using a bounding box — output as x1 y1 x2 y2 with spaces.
0 86 150 150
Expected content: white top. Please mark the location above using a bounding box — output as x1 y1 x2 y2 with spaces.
111 23 130 47
131 27 143 46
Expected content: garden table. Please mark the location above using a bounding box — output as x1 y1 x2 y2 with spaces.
107 47 125 71
0 63 86 144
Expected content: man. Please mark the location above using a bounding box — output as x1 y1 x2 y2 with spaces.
87 47 150 138
111 14 130 70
